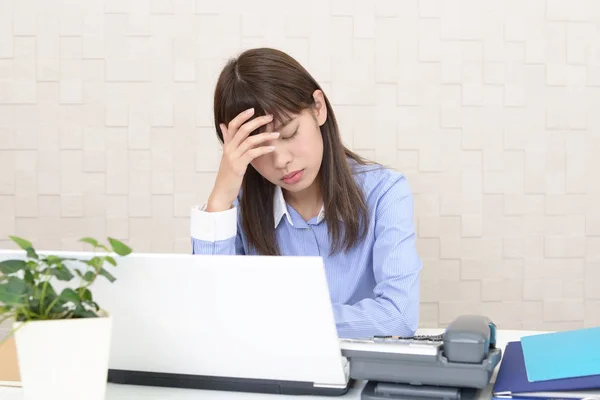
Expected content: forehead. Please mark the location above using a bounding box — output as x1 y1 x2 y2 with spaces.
270 108 312 129
249 109 306 136
257 113 297 133
272 118 295 131
250 115 292 136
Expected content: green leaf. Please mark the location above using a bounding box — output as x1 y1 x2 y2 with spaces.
0 277 29 306
105 256 117 266
0 292 23 306
25 247 38 260
73 309 97 318
43 256 78 266
79 237 99 247
99 267 116 283
24 270 34 284
35 284 63 315
108 238 132 256
37 281 58 298
0 260 26 274
74 269 93 280
43 255 63 265
70 295 98 318
45 296 68 315
25 261 38 272
59 288 80 304
86 257 103 270
79 288 92 302
83 271 95 282
50 265 74 281
8 236 32 251
7 277 28 292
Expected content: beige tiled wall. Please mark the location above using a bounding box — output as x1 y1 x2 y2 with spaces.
0 0 599 331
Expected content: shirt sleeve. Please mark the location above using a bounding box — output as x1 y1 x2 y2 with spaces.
331 175 422 339
190 201 245 255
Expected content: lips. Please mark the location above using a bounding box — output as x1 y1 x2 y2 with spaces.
282 169 304 184
282 170 301 180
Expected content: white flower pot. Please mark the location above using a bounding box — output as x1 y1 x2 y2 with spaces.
13 315 112 400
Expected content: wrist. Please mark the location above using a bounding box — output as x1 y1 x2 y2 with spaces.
206 196 233 213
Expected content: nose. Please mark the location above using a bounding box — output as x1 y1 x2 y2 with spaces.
272 144 292 169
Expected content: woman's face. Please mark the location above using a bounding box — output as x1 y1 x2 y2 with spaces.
250 90 327 195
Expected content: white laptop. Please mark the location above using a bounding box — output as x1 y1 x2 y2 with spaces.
0 250 350 396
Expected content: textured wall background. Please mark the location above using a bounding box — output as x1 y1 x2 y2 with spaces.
0 0 599 333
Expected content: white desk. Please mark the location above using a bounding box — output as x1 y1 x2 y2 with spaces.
0 329 541 400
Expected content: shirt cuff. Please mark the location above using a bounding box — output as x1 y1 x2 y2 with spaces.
190 204 237 242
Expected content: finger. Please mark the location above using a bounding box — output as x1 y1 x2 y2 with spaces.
235 131 280 157
230 114 274 148
227 108 255 137
220 123 230 144
243 145 275 163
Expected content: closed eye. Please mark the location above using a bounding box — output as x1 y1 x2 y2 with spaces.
281 130 298 140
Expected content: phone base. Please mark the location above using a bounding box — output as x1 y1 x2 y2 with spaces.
361 380 479 400
343 347 502 389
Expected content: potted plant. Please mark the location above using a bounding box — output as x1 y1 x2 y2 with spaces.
0 235 132 400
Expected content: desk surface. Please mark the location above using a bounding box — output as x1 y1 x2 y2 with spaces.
0 329 541 400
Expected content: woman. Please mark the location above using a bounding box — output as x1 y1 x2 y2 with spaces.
190 47 422 339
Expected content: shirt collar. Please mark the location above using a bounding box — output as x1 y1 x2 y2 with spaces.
273 185 325 228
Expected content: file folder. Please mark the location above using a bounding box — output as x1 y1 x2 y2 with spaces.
520 327 600 382
493 341 600 399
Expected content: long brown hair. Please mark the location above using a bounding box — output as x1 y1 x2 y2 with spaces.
213 48 370 256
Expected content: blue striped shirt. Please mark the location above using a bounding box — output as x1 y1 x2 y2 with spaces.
190 161 422 339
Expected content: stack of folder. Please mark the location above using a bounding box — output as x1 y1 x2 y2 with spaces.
492 327 600 400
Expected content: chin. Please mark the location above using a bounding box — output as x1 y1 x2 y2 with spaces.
281 182 311 192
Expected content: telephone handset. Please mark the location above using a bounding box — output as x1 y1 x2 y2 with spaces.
442 314 497 363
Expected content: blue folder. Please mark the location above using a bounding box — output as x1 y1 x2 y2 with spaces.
493 341 600 400
520 327 600 382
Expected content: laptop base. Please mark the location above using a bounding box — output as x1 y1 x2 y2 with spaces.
108 369 351 396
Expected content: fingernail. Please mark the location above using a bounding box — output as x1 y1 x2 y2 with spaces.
271 132 280 137
246 108 254 115
268 146 275 151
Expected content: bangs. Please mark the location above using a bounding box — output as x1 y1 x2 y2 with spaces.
217 77 310 136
